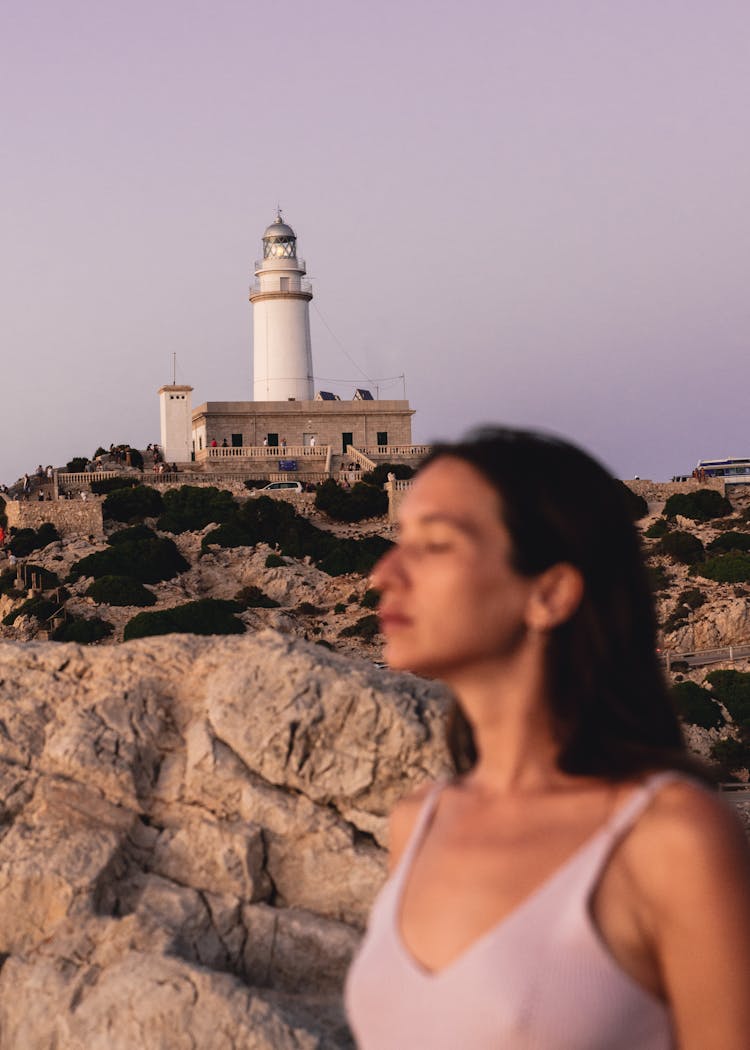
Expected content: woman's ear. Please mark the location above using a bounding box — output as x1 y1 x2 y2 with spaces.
525 563 583 631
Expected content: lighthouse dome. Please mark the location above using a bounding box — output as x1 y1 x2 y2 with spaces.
263 217 296 240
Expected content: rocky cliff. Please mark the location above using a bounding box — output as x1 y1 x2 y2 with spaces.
0 633 450 1049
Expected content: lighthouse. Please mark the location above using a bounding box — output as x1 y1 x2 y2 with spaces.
249 213 314 401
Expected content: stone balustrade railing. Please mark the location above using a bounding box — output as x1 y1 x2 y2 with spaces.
197 445 328 462
345 446 377 471
359 445 432 459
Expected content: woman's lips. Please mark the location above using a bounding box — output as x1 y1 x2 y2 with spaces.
378 611 412 631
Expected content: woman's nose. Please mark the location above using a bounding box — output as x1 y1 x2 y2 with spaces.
370 545 403 591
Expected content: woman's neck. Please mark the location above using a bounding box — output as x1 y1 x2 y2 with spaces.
446 642 562 795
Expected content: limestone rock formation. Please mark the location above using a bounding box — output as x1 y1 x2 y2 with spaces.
0 633 451 1049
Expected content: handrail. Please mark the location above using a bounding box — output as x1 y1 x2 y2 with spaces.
359 444 432 458
346 446 377 471
198 445 328 461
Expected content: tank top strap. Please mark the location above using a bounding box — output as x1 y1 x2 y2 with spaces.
391 779 448 884
580 770 685 895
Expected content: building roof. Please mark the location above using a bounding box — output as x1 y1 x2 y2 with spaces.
353 388 374 400
315 391 341 401
263 214 296 240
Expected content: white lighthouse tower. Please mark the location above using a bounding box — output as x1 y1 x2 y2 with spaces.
250 213 314 401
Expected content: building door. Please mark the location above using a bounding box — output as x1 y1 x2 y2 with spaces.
231 433 243 447
376 431 388 447
303 432 318 447
267 433 279 447
342 432 353 454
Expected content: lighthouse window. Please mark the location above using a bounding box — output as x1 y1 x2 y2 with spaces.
377 431 388 447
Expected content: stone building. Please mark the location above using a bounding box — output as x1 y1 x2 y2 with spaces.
159 213 424 481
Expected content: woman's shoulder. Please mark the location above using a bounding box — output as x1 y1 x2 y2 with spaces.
624 774 750 907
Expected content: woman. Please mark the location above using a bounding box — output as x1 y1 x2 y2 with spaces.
345 427 750 1049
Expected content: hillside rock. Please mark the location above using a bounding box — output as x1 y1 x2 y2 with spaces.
0 633 451 1049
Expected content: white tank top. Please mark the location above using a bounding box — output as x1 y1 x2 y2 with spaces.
345 773 677 1049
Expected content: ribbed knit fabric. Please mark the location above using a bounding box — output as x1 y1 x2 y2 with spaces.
345 773 677 1049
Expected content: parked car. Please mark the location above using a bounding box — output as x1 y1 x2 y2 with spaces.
261 481 303 493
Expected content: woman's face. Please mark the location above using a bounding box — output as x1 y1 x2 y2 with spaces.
372 456 536 679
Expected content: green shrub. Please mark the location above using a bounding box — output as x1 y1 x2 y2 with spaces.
656 530 705 565
361 463 415 486
123 599 246 640
705 671 750 735
70 537 189 584
361 588 380 609
644 518 670 539
202 495 392 577
234 585 280 609
334 602 346 614
672 681 724 729
710 737 750 777
51 615 113 644
85 575 157 607
93 447 107 459
157 486 237 533
91 477 139 496
103 485 164 523
707 531 750 555
127 448 144 471
65 457 89 473
297 601 323 615
265 553 286 568
108 525 159 546
339 614 380 641
692 553 750 584
8 523 60 557
663 489 732 522
315 479 388 522
676 587 706 610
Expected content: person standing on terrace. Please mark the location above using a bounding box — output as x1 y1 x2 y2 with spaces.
346 426 750 1050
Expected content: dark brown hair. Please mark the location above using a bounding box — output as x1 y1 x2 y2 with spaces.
423 427 711 782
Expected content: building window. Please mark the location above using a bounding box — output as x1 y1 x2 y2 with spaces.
342 432 353 454
199 436 203 450
377 431 388 447
231 433 243 447
267 433 279 447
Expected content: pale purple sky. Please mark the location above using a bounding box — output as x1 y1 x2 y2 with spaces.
2 1 749 486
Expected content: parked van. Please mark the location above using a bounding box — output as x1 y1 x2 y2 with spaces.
261 481 303 493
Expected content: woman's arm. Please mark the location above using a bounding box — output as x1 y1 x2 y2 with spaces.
636 783 750 1049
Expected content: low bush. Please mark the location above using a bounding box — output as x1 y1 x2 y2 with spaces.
234 585 279 609
339 614 380 641
123 599 246 640
265 553 286 568
644 518 670 539
157 486 237 533
202 496 392 577
705 670 750 735
315 479 388 522
671 681 724 729
85 575 157 607
676 587 706 610
707 531 750 555
334 602 346 614
692 553 750 584
710 737 750 778
297 601 323 615
70 536 189 584
663 489 732 522
656 530 704 565
360 463 415 487
8 523 60 557
65 457 89 473
51 615 113 644
103 485 164 523
108 524 159 545
361 588 380 609
91 477 139 496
